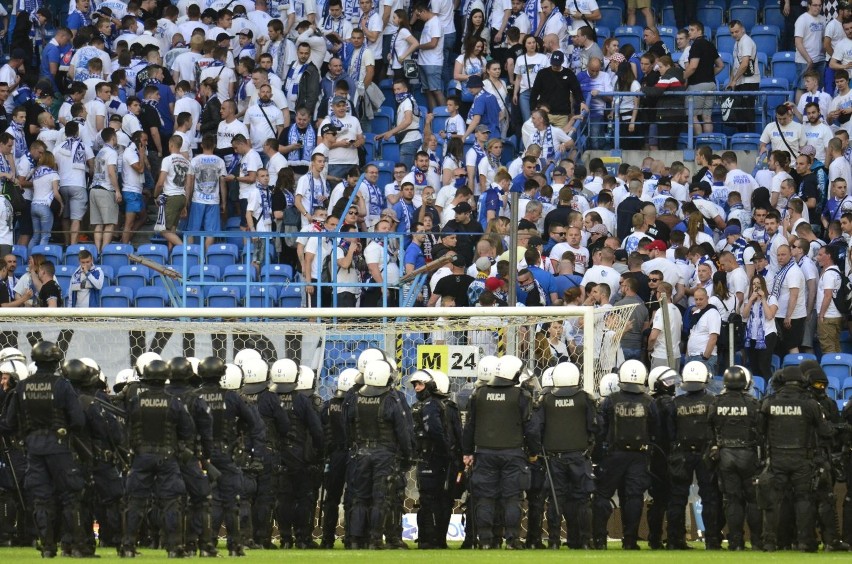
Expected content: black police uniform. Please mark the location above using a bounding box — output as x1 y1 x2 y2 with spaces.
0 369 33 547
646 384 675 549
534 385 598 549
760 379 833 551
435 389 464 549
665 388 721 549
412 385 450 549
343 381 413 549
843 400 852 546
462 376 540 549
592 388 658 549
196 378 266 555
120 376 195 557
384 387 417 549
708 386 763 550
809 379 845 549
274 387 324 548
6 345 87 557
320 391 349 548
91 387 127 549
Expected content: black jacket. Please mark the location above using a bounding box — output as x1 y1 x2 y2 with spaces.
530 66 584 116
297 63 322 117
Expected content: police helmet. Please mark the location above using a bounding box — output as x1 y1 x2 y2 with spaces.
198 357 227 381
648 366 678 394
0 347 25 363
62 358 93 385
408 370 434 385
113 368 137 393
551 362 581 388
220 363 243 390
598 373 620 397
357 348 386 374
269 359 299 393
541 366 555 388
135 352 162 376
363 359 393 388
79 357 102 381
476 355 500 382
0 359 29 383
681 361 709 392
295 366 316 391
618 359 647 393
782 365 806 385
722 365 750 391
431 370 450 395
27 362 36 376
168 357 195 382
142 359 171 383
234 348 262 368
31 340 62 363
242 357 270 385
187 357 200 375
496 355 524 383
337 368 359 394
806 366 829 387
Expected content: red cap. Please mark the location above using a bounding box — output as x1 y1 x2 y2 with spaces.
644 240 667 252
485 277 504 292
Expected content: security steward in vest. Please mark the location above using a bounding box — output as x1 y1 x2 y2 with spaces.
2 342 87 558
666 361 721 550
592 359 658 550
708 365 763 551
62 358 124 555
166 356 216 557
320 368 358 549
534 362 597 550
409 369 450 549
760 365 834 552
800 360 849 551
344 358 413 549
120 359 195 558
196 356 266 556
462 355 540 550
0 356 34 548
431 370 464 550
269 360 324 549
645 366 678 550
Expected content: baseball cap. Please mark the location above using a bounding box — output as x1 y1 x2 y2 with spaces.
644 240 667 252
485 277 504 292
454 202 473 214
475 256 493 272
614 249 628 262
320 124 339 136
589 224 608 236
466 75 484 89
799 144 816 157
380 208 399 223
216 32 231 42
474 124 491 134
237 28 253 38
724 225 742 237
35 79 54 97
451 254 466 267
332 95 348 105
550 51 565 66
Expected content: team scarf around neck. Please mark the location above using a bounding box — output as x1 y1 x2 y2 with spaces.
288 123 316 162
532 126 555 160
9 121 26 157
745 300 766 350
363 178 385 216
770 260 794 298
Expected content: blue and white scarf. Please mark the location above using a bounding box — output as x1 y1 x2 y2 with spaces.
745 300 766 350
364 178 385 216
60 136 88 166
9 121 26 159
532 126 555 160
771 260 794 298
288 124 316 163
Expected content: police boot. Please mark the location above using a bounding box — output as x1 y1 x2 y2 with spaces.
32 499 57 557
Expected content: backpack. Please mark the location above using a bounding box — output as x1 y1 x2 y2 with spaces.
827 265 852 316
320 253 333 284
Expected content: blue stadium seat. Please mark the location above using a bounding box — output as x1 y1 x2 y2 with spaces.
762 6 784 29
55 265 74 296
782 352 817 367
771 51 797 85
661 5 675 26
751 25 779 57
135 286 170 308
694 133 728 151
730 133 761 150
771 354 781 374
246 286 279 307
614 26 641 52
207 286 241 308
760 77 791 110
99 265 114 284
100 286 134 308
839 399 848 411
188 264 221 282
136 244 169 264
279 285 303 308
206 243 239 270
751 375 766 397
64 243 98 267
729 4 758 29
116 265 152 293
372 107 393 134
697 6 724 33
821 353 852 387
225 216 242 231
716 26 734 54
261 264 293 284
379 141 400 163
363 135 376 161
183 286 203 308
100 243 132 270
11 244 27 266
843 377 852 399
719 53 733 81
827 376 840 400
658 27 676 53
223 264 256 284
170 244 202 271
756 51 768 77
30 244 63 265
595 26 611 49
599 3 623 29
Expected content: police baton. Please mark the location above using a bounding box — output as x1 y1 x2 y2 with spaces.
0 436 28 525
92 395 127 419
540 448 560 522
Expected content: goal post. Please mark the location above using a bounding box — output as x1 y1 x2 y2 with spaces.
0 304 639 398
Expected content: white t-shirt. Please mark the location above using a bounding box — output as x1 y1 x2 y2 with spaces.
31 166 59 206
122 144 144 193
514 52 549 92
803 121 833 162
727 267 749 304
160 153 191 196
732 34 760 85
91 145 118 192
364 240 400 284
747 294 779 336
687 306 721 356
267 152 289 188
245 103 284 151
296 172 329 227
650 303 683 360
418 16 444 66
830 157 852 195
774 262 807 320
724 169 758 211
580 264 620 296
335 246 362 295
759 120 805 159
817 266 843 318
396 96 421 145
391 28 414 69
794 12 826 64
55 139 94 187
216 119 249 168
190 154 227 205
320 114 362 165
550 242 589 274
246 184 272 232
641 257 681 287
237 149 263 199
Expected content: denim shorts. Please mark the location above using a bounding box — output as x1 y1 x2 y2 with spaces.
419 65 444 92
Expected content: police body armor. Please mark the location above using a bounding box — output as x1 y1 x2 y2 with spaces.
673 392 714 452
241 385 275 454
440 397 463 454
354 388 396 448
278 391 308 452
541 389 590 453
608 391 653 452
713 392 761 448
766 390 813 450
324 396 346 453
198 387 235 455
472 385 524 450
131 388 177 456
412 397 446 456
18 372 65 435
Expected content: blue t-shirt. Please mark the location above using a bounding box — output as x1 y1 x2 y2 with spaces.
552 273 582 298
67 11 87 31
528 265 555 306
469 91 501 139
40 42 69 90
478 186 502 229
404 242 426 271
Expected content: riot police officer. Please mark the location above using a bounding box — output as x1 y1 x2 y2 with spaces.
344 359 413 549
535 362 597 550
319 368 358 549
519 369 547 549
462 355 540 550
645 366 678 550
296 365 325 547
591 359 658 550
410 370 450 549
0 357 31 547
120 359 195 558
708 365 763 551
429 370 463 549
760 365 833 552
196 356 266 556
666 361 721 550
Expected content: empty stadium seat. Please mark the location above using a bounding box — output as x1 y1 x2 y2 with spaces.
223 264 256 284
100 243 132 270
730 133 761 151
599 2 623 29
751 25 779 56
697 6 724 33
729 4 758 29
207 286 240 308
246 286 279 307
751 375 766 397
206 243 239 270
595 26 611 49
135 286 170 308
782 352 817 367
771 51 797 85
658 26 676 52
100 286 134 308
694 133 727 151
261 264 293 284
716 26 734 54
279 285 303 308
661 5 675 26
379 141 400 162
55 265 74 296
170 244 202 271
30 244 63 265
821 353 852 386
843 377 852 399
762 6 784 28
372 107 394 134
183 286 203 308
614 26 642 52
116 265 153 293
136 244 169 264
828 376 841 400
760 77 791 110
188 264 221 282
11 244 26 265
64 243 98 267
